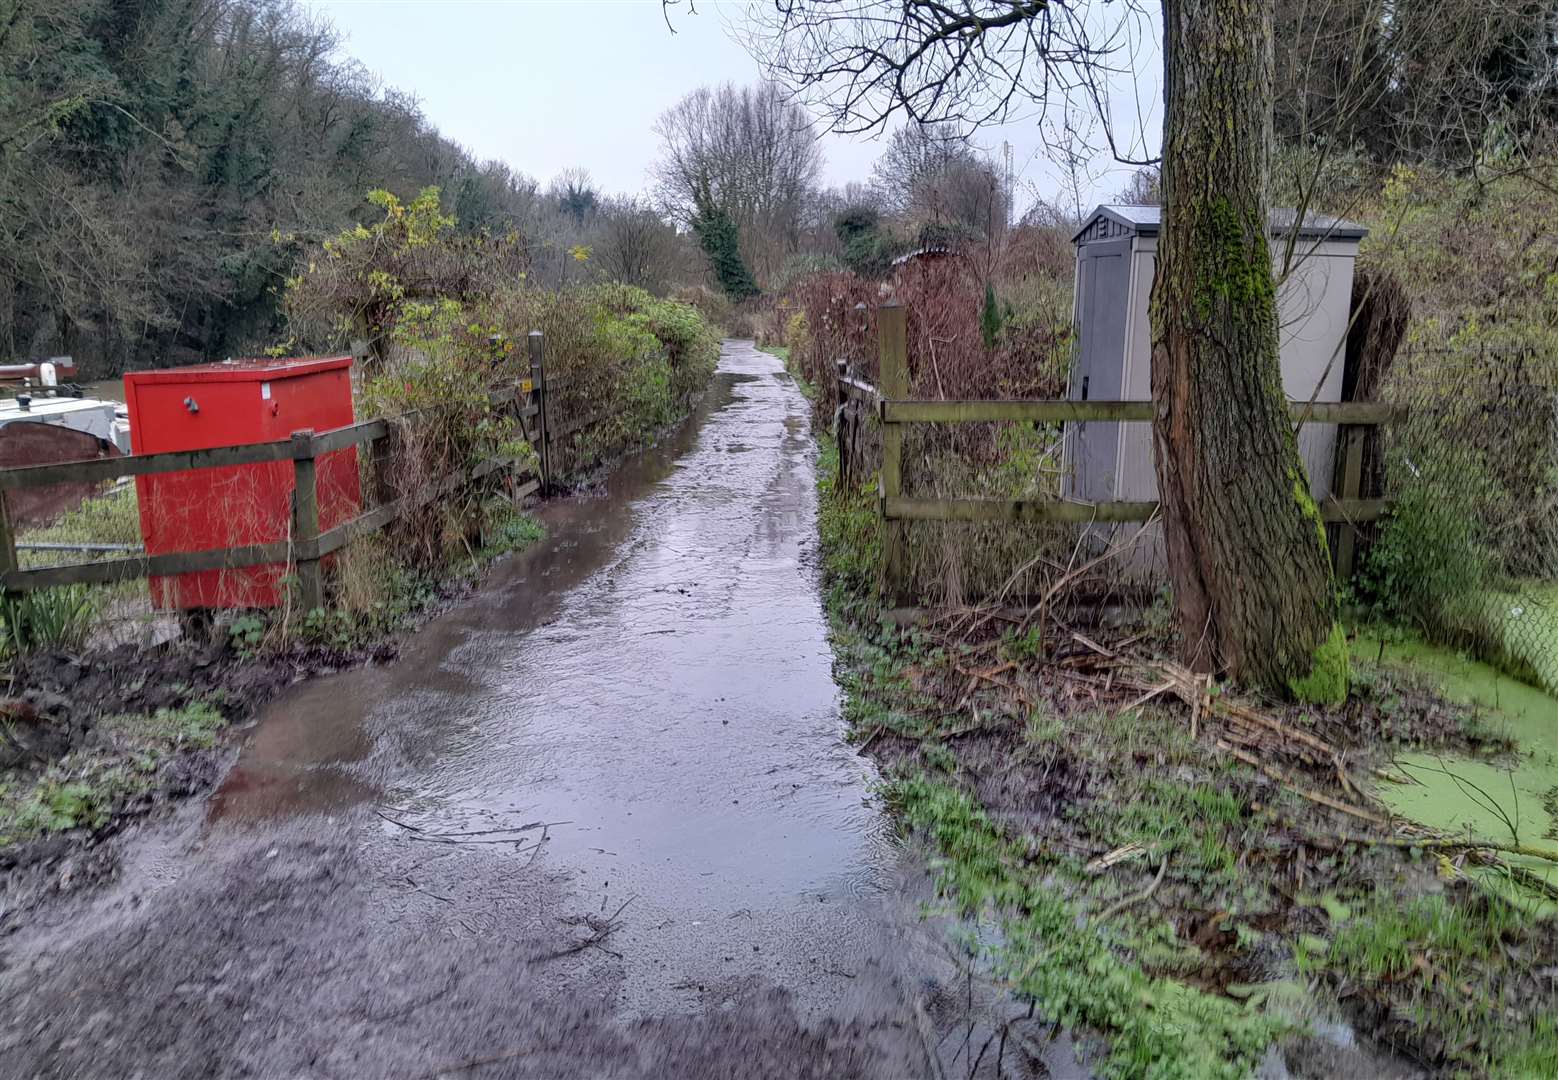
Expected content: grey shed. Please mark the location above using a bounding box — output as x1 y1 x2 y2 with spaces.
1064 205 1368 519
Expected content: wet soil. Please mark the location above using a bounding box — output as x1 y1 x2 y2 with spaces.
0 343 968 1078
839 607 1557 1075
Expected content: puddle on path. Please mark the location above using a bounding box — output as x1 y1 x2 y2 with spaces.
211 341 912 1020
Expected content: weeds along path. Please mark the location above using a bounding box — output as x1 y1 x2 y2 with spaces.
0 341 941 1079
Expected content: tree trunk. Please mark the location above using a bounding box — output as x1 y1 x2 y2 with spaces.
1149 0 1347 701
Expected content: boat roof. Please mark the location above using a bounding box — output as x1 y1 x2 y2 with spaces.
0 395 119 421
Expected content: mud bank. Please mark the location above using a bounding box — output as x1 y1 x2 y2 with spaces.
0 342 1015 1078
812 431 1558 1077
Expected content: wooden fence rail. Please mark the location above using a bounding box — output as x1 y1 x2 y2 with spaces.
845 302 1399 603
0 333 560 603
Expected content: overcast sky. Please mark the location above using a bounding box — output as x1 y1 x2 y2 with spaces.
309 0 1162 217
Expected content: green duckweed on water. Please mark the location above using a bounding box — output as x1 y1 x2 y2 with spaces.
1358 631 1558 909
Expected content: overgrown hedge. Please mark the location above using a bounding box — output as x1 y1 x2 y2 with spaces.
284 187 721 592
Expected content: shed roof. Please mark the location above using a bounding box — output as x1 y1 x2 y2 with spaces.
1073 204 1368 244
890 242 956 266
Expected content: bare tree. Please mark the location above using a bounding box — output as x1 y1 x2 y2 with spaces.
1114 166 1161 206
589 197 693 294
741 0 1157 163
652 82 824 286
870 122 1011 241
731 0 1351 698
870 123 972 211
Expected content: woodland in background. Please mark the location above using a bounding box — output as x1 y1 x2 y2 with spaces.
4 0 1555 385
0 0 700 376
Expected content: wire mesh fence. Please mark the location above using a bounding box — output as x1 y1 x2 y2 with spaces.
1363 344 1558 691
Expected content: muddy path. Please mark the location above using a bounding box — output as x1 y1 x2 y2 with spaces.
0 342 963 1079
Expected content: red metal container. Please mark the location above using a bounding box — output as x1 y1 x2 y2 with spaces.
125 356 360 609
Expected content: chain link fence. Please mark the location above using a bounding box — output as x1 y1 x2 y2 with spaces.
1362 344 1558 691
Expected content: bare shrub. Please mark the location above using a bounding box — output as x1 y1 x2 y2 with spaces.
785 256 1081 606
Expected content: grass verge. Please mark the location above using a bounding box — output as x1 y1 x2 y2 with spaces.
0 702 225 846
815 437 1558 1077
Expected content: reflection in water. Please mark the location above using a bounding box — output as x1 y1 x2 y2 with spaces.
213 342 902 1018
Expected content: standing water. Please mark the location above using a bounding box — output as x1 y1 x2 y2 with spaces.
0 344 963 1077
207 340 932 1026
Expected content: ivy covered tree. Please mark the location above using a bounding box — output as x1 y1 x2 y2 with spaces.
693 203 760 301
651 82 822 287
833 205 900 278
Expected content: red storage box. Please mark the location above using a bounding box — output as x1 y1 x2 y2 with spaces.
125 356 360 609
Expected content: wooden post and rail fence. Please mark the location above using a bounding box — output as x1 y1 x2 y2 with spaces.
0 331 593 606
841 302 1403 603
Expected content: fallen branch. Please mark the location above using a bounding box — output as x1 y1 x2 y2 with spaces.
953 661 1034 711
534 895 636 962
1016 515 1160 642
1097 855 1171 923
1117 680 1176 715
1218 741 1387 825
1085 842 1148 874
523 824 549 869
1328 830 1558 866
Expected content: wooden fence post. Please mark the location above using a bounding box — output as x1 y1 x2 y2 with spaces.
834 359 850 491
529 329 550 494
0 492 17 610
878 302 909 606
1334 424 1365 580
290 429 324 611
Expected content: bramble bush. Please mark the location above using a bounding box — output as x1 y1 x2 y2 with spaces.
281 187 721 599
1347 166 1558 686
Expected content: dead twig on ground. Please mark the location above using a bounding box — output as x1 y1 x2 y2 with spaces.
411 1047 528 1078
1218 741 1386 825
523 824 549 868
378 812 570 847
1097 854 1170 923
535 895 636 962
953 660 1033 712
1084 842 1147 874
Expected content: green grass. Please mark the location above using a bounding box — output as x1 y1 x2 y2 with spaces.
0 702 226 845
1090 776 1247 892
17 484 141 559
1316 890 1556 1076
1 586 98 656
892 775 1283 1079
758 343 818 402
479 501 545 558
5 486 143 655
816 437 881 615
811 399 1557 1075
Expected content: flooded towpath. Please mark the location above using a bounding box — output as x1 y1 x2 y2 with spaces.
0 341 943 1079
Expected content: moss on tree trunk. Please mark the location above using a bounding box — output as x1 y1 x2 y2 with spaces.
1150 0 1345 700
